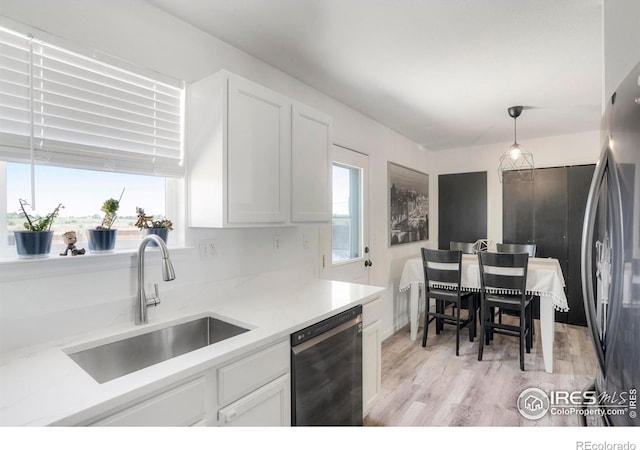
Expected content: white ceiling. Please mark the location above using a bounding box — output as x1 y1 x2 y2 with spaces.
147 0 603 151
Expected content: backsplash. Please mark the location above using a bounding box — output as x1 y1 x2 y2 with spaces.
0 225 319 356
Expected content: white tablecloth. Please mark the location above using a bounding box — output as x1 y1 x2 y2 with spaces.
398 253 568 373
399 254 569 311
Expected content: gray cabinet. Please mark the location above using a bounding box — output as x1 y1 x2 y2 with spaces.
438 171 487 250
502 164 595 326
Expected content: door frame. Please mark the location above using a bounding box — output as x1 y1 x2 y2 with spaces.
321 142 370 284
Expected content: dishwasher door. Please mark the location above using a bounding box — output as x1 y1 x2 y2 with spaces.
291 305 363 426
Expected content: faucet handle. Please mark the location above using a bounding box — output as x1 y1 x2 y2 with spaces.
146 283 161 307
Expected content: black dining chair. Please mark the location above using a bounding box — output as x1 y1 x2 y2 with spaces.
496 243 537 257
421 248 477 356
449 241 476 254
496 243 537 333
477 252 533 371
450 241 481 324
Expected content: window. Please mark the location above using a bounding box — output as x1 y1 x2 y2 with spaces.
332 163 362 263
0 24 184 257
4 162 167 250
0 25 184 176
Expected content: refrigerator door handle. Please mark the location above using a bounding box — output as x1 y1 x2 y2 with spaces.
581 145 610 375
581 145 625 377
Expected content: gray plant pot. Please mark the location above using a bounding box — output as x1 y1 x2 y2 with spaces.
87 229 117 253
14 230 54 259
145 228 169 247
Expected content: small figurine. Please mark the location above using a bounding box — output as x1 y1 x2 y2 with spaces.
60 231 85 256
135 207 154 229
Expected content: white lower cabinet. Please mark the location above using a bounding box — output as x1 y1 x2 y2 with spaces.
362 298 382 416
89 377 207 426
218 374 290 426
216 339 290 426
85 338 291 427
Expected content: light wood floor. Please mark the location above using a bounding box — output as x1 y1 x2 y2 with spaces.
364 315 598 426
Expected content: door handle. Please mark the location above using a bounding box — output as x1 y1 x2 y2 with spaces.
364 246 372 267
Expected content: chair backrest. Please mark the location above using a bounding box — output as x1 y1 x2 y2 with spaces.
496 243 537 257
478 252 529 296
449 241 475 254
421 248 463 290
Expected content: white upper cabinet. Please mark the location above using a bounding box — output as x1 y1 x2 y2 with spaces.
188 70 330 227
226 75 291 224
291 103 332 222
188 70 290 227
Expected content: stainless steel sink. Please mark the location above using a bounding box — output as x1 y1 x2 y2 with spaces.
67 316 250 383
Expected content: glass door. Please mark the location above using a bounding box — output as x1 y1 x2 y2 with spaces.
321 145 370 284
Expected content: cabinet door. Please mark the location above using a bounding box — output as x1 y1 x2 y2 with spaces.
291 103 332 222
217 339 289 406
502 177 534 244
227 75 291 223
218 374 291 426
566 164 595 326
533 167 569 270
90 378 206 426
438 172 487 249
503 165 594 326
363 320 381 416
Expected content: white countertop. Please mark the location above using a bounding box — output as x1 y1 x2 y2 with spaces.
0 278 385 426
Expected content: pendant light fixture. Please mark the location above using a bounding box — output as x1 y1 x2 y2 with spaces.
499 106 534 183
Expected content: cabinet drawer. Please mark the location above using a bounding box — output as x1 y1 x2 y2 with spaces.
91 377 206 426
363 297 382 327
218 374 290 426
218 339 289 406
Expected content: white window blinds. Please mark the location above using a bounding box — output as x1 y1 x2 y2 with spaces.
0 26 184 177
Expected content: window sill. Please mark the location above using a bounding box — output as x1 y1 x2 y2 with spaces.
0 246 196 282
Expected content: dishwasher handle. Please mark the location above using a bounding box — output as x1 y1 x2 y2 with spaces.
291 316 362 355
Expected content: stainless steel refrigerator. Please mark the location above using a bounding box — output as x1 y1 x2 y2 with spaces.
581 62 640 426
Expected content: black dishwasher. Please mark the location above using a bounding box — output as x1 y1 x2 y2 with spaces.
290 305 363 426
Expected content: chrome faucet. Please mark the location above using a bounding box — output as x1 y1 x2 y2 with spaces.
136 234 176 325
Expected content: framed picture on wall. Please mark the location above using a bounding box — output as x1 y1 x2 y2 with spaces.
388 162 429 246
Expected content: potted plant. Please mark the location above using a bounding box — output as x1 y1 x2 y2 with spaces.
135 207 173 246
14 199 64 259
87 193 122 253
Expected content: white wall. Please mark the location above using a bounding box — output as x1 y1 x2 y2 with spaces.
0 0 431 352
603 0 640 100
2 0 624 354
429 130 602 249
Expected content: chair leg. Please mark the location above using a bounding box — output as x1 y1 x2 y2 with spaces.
469 294 477 342
520 308 526 371
488 306 495 342
532 296 537 338
455 300 461 356
478 300 485 361
474 294 480 339
485 307 492 346
422 296 430 348
435 300 442 334
526 304 533 353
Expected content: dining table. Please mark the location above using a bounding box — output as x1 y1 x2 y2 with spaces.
399 253 569 373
